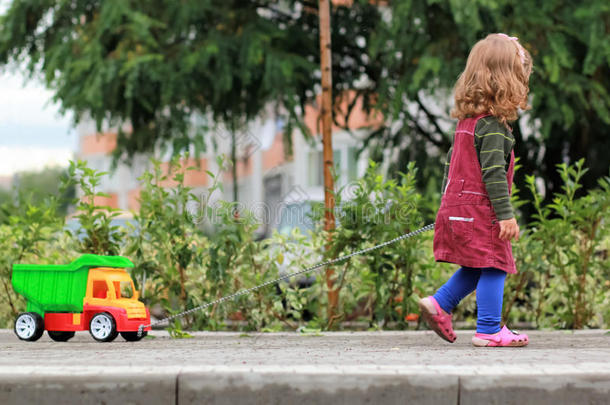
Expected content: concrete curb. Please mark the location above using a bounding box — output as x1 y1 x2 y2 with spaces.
459 374 610 405
0 373 175 405
1 368 609 405
179 372 459 405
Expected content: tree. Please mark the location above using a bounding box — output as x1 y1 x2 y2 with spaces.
0 0 318 197
362 0 610 219
3 0 607 220
0 167 74 223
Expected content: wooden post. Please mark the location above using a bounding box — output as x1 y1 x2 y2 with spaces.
318 0 338 323
230 119 239 204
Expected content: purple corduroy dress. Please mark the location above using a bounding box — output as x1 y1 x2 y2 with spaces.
433 114 517 274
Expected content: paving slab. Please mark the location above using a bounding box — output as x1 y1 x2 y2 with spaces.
0 372 176 405
0 329 608 404
460 374 610 405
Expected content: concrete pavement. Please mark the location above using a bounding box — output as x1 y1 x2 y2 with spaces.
1 329 609 404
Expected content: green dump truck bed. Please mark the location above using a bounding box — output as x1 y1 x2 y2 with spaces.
12 254 134 316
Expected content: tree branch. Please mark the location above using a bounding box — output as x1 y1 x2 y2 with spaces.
415 94 451 150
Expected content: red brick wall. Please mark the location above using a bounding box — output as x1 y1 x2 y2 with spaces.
80 133 118 156
159 158 209 188
81 193 119 209
128 188 141 211
304 90 384 136
263 131 287 170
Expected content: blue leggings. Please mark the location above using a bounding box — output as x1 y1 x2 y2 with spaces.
433 267 506 334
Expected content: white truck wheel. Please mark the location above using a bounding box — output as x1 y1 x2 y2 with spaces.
14 312 44 342
89 312 118 342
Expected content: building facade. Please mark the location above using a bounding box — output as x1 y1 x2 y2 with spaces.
76 94 380 236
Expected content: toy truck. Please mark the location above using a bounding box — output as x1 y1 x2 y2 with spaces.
12 254 151 342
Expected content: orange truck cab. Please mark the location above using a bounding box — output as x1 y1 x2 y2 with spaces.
12 255 151 342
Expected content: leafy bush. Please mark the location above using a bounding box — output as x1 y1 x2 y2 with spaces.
0 194 66 327
310 161 430 329
125 156 297 332
504 160 610 329
125 156 205 326
64 160 125 255
0 157 608 331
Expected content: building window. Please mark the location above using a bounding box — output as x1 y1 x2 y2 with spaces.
307 146 360 187
347 146 358 181
307 150 324 187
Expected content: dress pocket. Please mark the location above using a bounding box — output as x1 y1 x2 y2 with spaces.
449 216 474 245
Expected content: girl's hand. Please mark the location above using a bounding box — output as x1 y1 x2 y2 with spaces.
499 218 519 241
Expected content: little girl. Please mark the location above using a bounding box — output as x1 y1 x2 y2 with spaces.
419 33 532 347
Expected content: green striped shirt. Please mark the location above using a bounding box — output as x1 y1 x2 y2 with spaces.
441 117 515 220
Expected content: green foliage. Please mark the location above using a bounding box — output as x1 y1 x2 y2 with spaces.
8 167 74 215
310 161 430 328
125 155 205 324
1 158 608 331
63 160 124 255
124 154 295 332
167 320 194 339
0 0 319 160
0 167 75 222
0 192 66 327
191 195 299 332
368 0 610 212
0 188 11 211
504 160 610 329
1 1 608 212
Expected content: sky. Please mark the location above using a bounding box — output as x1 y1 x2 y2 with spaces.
0 0 76 177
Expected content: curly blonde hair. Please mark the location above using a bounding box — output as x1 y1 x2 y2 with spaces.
451 33 533 127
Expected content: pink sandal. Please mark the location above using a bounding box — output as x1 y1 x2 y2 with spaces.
472 325 529 347
418 296 457 343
